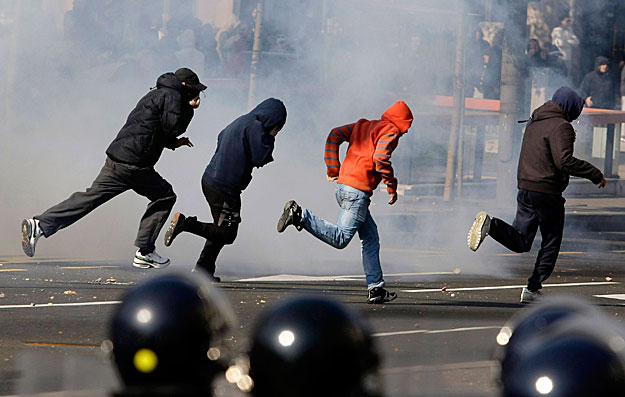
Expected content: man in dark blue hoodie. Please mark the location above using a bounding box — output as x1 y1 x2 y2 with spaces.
163 98 287 281
466 87 606 303
21 68 206 269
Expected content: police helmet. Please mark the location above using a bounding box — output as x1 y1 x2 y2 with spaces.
110 270 236 394
501 323 625 396
248 296 380 397
495 296 601 380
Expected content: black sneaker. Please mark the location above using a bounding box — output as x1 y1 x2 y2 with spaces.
191 266 221 282
277 200 302 233
367 287 397 304
164 212 186 247
210 275 221 283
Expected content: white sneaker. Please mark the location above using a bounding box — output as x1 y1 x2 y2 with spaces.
133 250 170 269
467 211 491 251
21 218 43 257
520 287 543 304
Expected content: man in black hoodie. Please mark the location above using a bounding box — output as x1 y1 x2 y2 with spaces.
163 98 287 281
579 56 616 109
466 87 606 303
21 68 206 269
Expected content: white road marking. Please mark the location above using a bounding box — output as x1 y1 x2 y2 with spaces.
0 257 127 264
494 251 583 257
402 281 619 293
0 301 121 309
59 265 121 269
373 325 502 337
238 274 362 282
381 360 496 374
594 294 625 301
238 272 457 282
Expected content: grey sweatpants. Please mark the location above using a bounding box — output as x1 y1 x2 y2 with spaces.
35 157 176 254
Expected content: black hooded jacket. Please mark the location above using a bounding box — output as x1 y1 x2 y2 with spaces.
517 87 603 195
578 56 615 109
203 98 287 196
106 73 195 167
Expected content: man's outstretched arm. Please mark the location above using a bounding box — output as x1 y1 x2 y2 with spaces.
551 124 605 187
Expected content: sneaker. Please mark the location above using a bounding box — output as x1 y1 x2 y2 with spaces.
164 212 186 247
520 287 543 304
21 218 43 257
277 200 302 233
133 250 170 269
467 211 491 251
191 266 221 282
367 287 397 304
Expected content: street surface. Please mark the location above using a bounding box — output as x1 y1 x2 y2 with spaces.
2 223 625 396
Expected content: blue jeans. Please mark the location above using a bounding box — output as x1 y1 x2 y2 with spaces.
300 184 384 289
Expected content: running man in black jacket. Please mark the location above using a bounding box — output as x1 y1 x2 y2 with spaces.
21 68 207 268
163 98 287 281
467 87 606 303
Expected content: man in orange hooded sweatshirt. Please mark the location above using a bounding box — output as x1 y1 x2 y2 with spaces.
277 101 413 303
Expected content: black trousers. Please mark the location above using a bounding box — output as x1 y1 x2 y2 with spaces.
35 157 176 254
182 183 241 275
489 189 565 291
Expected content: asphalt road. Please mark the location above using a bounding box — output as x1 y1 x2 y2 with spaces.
2 230 625 396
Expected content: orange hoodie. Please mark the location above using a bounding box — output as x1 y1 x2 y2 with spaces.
324 101 413 195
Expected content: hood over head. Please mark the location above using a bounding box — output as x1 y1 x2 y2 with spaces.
250 98 287 132
381 101 413 133
595 56 609 71
551 86 584 122
156 72 185 91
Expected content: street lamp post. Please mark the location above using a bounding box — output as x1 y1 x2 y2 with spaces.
443 0 467 201
248 0 264 110
496 0 528 203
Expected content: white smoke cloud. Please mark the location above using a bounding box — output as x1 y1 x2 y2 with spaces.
0 0 584 281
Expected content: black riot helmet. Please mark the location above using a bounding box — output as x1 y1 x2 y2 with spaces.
110 270 236 395
501 319 625 397
248 296 381 397
494 296 601 380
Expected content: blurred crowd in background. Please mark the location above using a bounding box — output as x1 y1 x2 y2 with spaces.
2 0 625 111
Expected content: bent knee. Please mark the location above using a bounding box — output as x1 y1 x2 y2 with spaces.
158 190 176 204
335 240 350 249
513 243 532 253
222 228 238 245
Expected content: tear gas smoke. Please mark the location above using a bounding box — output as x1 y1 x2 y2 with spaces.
0 0 604 280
